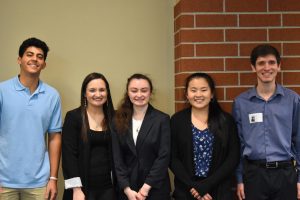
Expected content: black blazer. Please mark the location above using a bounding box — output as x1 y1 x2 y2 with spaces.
112 104 171 200
61 107 116 200
170 107 240 200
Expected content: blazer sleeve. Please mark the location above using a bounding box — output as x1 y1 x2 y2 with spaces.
144 114 171 188
111 125 131 190
193 115 240 196
62 110 83 189
170 114 194 190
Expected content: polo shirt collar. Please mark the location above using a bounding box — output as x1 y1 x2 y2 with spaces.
247 83 284 100
13 75 45 94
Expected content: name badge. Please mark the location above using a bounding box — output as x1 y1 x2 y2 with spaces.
249 113 263 123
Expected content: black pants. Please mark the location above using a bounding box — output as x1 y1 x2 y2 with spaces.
88 187 116 200
243 160 297 200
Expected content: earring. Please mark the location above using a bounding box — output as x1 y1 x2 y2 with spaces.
84 98 87 107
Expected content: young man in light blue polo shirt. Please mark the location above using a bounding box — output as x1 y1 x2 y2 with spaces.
0 37 62 200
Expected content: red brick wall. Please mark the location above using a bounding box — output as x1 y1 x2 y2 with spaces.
174 0 300 112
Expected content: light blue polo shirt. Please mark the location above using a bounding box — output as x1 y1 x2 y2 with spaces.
0 76 62 188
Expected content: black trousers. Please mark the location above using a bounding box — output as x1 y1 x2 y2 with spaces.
243 160 297 200
88 187 116 200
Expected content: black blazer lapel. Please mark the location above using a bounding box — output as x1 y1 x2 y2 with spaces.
135 105 154 151
126 122 137 156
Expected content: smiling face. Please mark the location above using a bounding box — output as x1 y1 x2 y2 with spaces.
18 46 46 77
85 78 108 108
127 78 151 108
252 54 280 85
186 77 213 111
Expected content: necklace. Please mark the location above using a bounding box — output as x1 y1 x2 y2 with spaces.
87 111 102 131
133 118 143 133
198 119 207 125
191 111 208 130
136 125 141 133
132 118 143 145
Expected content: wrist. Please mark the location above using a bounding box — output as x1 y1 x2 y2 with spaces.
140 183 151 196
124 187 132 195
139 190 148 197
49 176 58 181
73 187 82 192
49 176 58 182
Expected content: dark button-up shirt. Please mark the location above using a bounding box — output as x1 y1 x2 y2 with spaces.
232 84 300 183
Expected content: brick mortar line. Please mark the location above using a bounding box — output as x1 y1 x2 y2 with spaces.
177 55 300 59
174 70 300 75
178 27 300 30
177 12 300 15
177 41 300 44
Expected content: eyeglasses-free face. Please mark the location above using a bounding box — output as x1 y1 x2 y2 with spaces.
127 78 151 109
85 78 108 108
186 77 213 111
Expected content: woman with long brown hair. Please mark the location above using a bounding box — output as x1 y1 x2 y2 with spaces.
112 73 171 200
62 72 116 200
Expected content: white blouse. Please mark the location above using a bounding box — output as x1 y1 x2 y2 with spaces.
132 118 143 145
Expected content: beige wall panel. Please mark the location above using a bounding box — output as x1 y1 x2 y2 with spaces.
0 1 174 199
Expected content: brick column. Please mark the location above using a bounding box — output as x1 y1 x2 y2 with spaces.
174 0 300 112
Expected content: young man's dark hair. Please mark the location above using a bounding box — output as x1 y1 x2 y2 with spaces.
18 37 50 60
0 37 61 200
250 44 281 66
233 44 300 200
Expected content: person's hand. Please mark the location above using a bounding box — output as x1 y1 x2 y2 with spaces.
237 183 245 200
190 188 201 199
124 187 138 200
201 193 212 200
45 179 58 200
73 187 85 200
136 192 147 200
137 183 151 200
